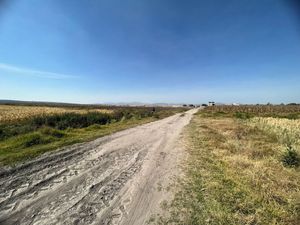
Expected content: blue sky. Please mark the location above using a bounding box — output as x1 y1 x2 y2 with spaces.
0 0 299 104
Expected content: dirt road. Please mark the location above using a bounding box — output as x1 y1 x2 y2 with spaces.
0 108 197 225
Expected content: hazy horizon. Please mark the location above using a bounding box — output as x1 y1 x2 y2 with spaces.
1 98 299 106
1 0 300 104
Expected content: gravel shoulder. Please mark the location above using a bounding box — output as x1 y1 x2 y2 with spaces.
0 108 198 225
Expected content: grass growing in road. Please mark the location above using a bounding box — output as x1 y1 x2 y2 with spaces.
157 108 299 225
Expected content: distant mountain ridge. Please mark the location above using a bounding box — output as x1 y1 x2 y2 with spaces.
0 99 185 107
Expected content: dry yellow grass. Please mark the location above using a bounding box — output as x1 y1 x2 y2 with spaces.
249 117 300 146
0 105 113 123
158 114 300 225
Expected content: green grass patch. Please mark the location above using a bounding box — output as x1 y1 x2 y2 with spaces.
22 133 53 147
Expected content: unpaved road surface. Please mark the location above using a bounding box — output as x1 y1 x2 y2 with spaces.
0 109 197 225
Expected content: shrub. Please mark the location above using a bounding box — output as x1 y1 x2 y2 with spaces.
0 127 4 139
282 146 300 167
86 112 111 125
22 133 50 147
235 112 252 120
40 127 64 138
284 113 299 120
112 111 124 121
154 114 160 119
0 124 32 140
30 112 113 130
124 112 134 120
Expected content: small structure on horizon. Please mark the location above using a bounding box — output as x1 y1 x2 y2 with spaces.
208 101 215 106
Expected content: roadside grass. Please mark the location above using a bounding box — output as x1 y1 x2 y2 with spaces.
0 108 170 140
0 117 156 166
157 112 299 225
0 108 185 166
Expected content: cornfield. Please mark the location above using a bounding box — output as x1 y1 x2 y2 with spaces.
0 105 113 123
203 105 300 115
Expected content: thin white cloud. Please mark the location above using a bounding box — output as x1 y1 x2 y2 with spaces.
0 63 80 79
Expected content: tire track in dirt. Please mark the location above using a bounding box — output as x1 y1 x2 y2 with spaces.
0 109 197 225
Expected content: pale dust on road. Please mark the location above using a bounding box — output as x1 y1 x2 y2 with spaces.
0 108 198 225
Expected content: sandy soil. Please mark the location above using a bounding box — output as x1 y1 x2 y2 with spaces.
0 108 198 225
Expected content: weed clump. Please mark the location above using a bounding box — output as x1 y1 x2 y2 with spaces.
234 112 252 119
22 133 51 147
40 127 65 138
282 146 300 167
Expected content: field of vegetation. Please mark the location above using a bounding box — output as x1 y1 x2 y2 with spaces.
0 105 113 123
201 104 300 119
158 105 300 225
0 104 186 166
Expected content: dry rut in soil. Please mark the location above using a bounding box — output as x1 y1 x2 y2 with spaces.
0 108 198 225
